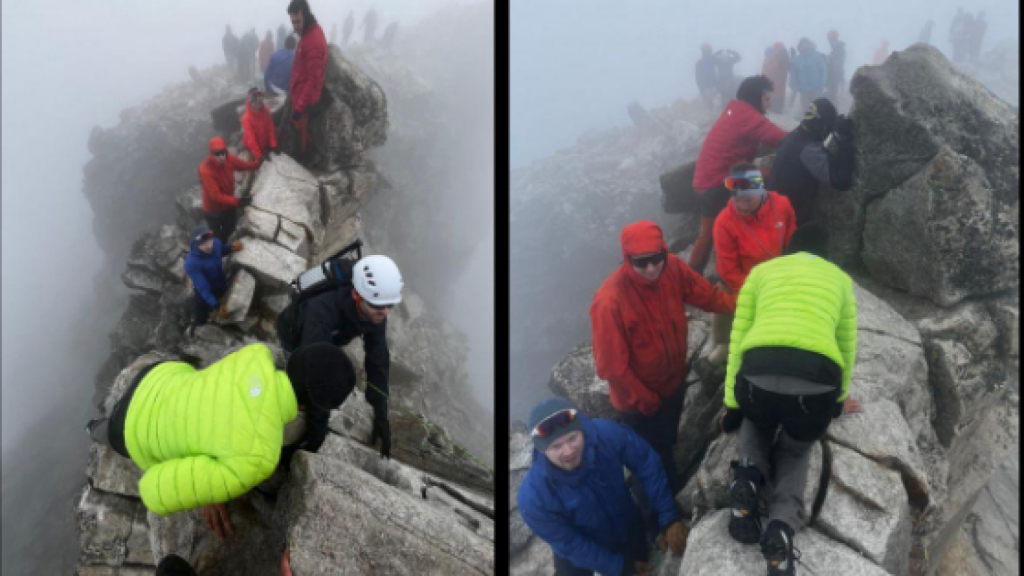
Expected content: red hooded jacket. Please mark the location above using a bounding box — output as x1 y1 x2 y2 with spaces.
693 99 788 192
198 151 259 213
241 101 278 160
290 22 328 114
713 192 797 293
590 222 736 416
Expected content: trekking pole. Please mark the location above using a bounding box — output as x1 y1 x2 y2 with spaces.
363 380 494 476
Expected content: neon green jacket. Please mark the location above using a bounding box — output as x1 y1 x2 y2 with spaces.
724 253 857 409
124 344 298 516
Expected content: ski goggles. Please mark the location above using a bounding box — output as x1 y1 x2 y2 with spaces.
531 408 578 438
194 230 215 243
724 174 765 193
629 251 667 269
212 149 228 157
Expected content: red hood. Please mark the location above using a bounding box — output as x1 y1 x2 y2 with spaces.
620 221 669 288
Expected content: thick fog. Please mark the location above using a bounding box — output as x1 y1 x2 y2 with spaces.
511 0 1019 169
2 1 486 573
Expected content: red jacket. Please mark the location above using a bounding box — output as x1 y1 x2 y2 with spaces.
590 222 736 416
713 192 797 293
198 154 259 213
241 101 278 160
290 22 328 114
693 99 788 192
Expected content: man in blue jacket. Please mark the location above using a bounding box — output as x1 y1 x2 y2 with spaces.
518 397 689 576
265 35 297 95
184 224 243 333
789 39 827 115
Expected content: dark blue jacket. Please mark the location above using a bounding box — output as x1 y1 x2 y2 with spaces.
264 49 295 94
184 238 233 308
517 416 679 575
695 55 717 92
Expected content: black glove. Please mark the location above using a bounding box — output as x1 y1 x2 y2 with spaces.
238 197 253 209
832 402 845 419
263 152 273 162
270 146 280 155
291 110 303 121
835 115 855 141
371 417 391 459
721 408 744 433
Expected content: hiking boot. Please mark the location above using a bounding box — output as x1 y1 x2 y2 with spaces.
728 460 764 544
761 520 800 576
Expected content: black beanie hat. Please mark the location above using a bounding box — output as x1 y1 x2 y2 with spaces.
801 98 838 138
527 397 584 451
286 343 356 411
156 554 195 576
786 221 830 259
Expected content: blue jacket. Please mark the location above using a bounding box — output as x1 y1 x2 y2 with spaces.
517 416 680 575
184 237 233 308
264 49 295 94
791 49 828 93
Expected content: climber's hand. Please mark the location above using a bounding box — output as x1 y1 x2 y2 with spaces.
371 417 391 460
720 408 743 434
201 503 233 540
215 305 229 322
629 561 655 576
291 110 303 121
657 521 689 557
230 241 244 253
270 146 280 155
842 396 863 415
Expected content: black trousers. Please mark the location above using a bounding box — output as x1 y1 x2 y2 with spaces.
205 209 238 244
617 385 686 495
699 185 732 219
192 288 224 327
552 515 648 576
735 375 839 443
778 185 819 227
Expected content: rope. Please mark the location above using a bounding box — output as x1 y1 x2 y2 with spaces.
362 380 494 476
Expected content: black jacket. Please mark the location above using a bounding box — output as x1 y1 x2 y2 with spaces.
768 127 856 222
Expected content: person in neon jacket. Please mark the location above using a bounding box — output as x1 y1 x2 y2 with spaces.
718 223 862 575
86 343 355 523
518 397 689 576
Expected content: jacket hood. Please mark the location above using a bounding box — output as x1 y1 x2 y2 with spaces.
620 221 670 288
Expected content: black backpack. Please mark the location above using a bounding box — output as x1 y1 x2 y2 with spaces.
275 239 363 352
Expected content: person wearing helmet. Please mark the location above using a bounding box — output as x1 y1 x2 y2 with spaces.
692 165 796 388
590 221 736 530
85 343 355 537
768 97 856 225
279 254 404 460
198 137 260 243
695 43 718 115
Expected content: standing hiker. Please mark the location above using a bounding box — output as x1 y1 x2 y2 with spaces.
287 0 329 158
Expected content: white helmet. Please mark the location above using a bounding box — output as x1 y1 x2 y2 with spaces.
353 255 404 306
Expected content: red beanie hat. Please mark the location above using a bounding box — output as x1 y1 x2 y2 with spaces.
208 137 227 153
620 221 668 258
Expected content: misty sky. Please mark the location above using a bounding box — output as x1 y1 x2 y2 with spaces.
511 0 1019 168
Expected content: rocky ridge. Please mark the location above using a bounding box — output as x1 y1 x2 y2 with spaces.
77 45 492 575
509 44 1018 576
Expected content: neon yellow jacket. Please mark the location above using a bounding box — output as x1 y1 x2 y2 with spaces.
124 344 298 515
724 253 857 409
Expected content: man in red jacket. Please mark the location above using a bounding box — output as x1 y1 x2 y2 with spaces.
287 0 329 156
590 221 736 497
198 137 260 243
693 165 796 385
241 88 279 161
690 75 788 275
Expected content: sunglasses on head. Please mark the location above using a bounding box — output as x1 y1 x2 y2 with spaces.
724 175 764 192
195 232 214 243
531 408 578 438
213 149 228 157
629 251 666 269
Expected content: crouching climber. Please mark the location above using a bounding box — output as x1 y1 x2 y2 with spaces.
276 254 404 461
184 225 243 333
692 164 796 386
198 137 260 244
241 87 280 162
286 0 329 160
718 223 862 575
518 397 690 575
85 343 355 536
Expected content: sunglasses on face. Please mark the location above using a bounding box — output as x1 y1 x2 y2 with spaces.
213 150 228 157
724 175 764 192
366 301 395 311
531 408 578 438
629 251 666 269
